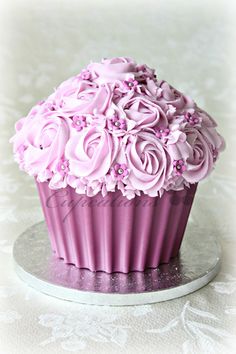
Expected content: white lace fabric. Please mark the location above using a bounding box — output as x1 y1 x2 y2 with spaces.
0 1 236 353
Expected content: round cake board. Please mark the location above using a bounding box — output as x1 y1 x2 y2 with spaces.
13 222 221 306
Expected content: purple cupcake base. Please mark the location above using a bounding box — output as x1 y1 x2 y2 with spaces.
36 182 197 273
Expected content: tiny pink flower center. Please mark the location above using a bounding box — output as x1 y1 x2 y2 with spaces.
173 159 186 176
184 112 200 126
123 78 138 91
79 69 91 80
108 116 126 131
72 115 87 131
155 126 170 138
112 163 129 181
56 159 69 175
117 168 124 175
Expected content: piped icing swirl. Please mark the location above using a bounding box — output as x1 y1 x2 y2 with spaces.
10 57 225 199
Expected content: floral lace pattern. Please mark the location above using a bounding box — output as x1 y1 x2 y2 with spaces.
38 312 128 351
0 0 236 353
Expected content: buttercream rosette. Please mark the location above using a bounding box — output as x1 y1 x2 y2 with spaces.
10 57 225 199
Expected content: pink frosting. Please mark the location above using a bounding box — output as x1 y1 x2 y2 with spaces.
119 96 168 131
10 57 225 199
11 113 72 180
87 57 138 84
65 126 119 180
124 132 172 196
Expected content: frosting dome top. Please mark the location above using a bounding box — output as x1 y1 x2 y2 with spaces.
10 57 225 199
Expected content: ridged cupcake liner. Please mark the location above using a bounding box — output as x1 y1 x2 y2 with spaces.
36 181 197 273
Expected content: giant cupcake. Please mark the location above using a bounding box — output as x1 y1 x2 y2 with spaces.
10 57 225 273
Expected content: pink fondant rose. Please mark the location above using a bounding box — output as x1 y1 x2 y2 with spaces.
72 84 113 115
51 79 98 112
200 126 225 156
168 127 218 183
22 115 72 176
88 57 137 84
125 132 172 196
120 96 168 130
65 126 120 180
183 128 216 183
156 81 195 110
51 83 112 116
10 100 49 157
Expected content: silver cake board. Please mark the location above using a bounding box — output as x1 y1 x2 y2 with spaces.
13 222 221 306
